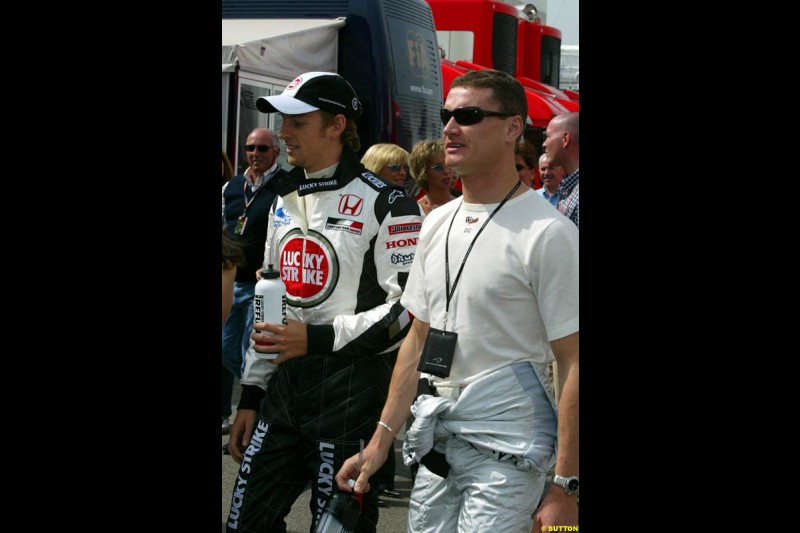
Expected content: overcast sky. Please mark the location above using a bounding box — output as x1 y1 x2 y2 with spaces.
546 0 578 45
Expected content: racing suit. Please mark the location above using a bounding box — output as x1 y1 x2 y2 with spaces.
226 147 423 533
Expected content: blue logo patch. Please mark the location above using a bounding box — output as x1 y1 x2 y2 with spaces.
274 207 292 227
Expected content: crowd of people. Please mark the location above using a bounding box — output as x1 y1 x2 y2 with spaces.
221 69 579 532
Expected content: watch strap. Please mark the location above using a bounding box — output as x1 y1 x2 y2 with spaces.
553 474 579 494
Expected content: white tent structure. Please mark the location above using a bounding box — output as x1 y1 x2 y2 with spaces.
222 17 346 170
222 18 346 77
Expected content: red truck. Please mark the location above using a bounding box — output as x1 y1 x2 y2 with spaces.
427 0 579 188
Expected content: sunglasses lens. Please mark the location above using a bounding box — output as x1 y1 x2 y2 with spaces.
431 164 445 172
453 108 481 125
441 108 484 126
439 109 452 125
245 144 270 152
515 164 525 171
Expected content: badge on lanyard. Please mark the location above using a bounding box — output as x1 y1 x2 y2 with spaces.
417 328 458 378
235 215 248 235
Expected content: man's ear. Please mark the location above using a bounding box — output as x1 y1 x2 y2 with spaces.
507 116 524 143
330 114 347 138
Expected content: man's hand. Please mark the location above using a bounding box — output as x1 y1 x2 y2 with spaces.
228 408 258 464
334 437 391 495
532 486 578 532
251 318 308 363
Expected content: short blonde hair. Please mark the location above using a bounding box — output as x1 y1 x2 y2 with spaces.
360 143 409 174
409 139 445 192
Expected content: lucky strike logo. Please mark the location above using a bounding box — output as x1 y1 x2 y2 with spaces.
278 230 338 308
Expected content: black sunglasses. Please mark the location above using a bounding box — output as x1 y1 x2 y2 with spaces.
440 106 515 126
515 163 527 172
245 144 272 153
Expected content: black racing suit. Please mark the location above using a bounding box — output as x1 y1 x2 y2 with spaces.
226 148 423 532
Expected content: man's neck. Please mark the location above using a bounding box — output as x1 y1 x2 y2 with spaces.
305 161 340 180
246 161 278 184
245 168 260 184
304 145 345 174
461 173 523 204
563 162 579 176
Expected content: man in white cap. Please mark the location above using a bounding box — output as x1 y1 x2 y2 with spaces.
224 71 423 533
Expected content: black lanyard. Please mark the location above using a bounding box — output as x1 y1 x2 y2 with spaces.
242 176 268 217
443 179 521 330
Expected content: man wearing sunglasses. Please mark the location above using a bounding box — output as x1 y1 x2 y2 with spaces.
225 72 423 533
337 69 579 532
221 128 286 446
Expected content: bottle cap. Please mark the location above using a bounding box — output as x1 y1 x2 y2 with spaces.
263 264 280 279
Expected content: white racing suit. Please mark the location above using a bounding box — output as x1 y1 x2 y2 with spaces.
403 361 558 533
226 148 423 533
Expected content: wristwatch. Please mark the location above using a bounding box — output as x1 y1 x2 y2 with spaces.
552 474 579 495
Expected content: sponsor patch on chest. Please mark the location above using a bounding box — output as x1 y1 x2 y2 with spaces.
325 217 363 235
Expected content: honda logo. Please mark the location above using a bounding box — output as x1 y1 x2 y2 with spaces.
338 194 363 216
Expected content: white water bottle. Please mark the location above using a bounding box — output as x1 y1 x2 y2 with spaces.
253 264 287 360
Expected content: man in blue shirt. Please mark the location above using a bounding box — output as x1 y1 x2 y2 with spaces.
536 153 565 208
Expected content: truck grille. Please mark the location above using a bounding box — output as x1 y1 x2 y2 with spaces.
492 12 518 75
540 35 561 88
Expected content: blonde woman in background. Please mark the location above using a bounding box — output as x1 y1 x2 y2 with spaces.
361 143 411 189
409 139 457 215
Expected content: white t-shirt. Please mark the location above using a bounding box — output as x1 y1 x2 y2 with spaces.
401 188 579 387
